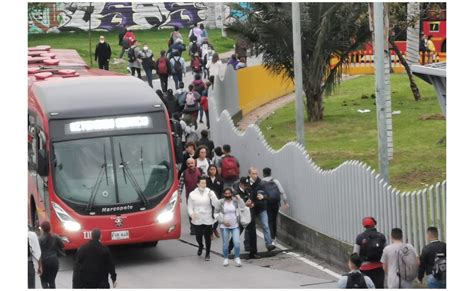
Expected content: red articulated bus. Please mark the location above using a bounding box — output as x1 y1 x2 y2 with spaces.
28 46 181 249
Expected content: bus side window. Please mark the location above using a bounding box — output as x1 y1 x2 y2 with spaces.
28 114 38 171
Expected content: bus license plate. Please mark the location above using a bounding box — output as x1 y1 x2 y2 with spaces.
111 230 129 240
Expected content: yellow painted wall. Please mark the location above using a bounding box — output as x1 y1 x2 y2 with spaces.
237 65 294 116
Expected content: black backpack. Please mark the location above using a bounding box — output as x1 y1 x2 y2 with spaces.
345 272 368 289
261 179 281 203
360 232 385 262
128 47 137 62
173 57 183 74
432 252 446 280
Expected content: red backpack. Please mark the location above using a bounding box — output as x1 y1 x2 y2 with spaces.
221 156 239 180
157 57 168 74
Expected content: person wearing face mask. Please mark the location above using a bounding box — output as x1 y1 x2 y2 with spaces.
140 43 155 88
213 188 245 267
207 165 224 238
178 157 202 235
187 176 219 261
95 36 112 70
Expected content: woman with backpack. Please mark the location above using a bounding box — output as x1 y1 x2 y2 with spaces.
191 53 202 76
128 40 142 79
39 221 65 289
156 50 171 92
183 84 200 129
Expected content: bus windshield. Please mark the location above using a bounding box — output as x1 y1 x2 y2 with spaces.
52 134 173 210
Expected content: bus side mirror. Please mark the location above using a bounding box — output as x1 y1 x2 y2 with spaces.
37 149 49 177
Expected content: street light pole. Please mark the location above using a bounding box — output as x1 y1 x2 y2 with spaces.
292 2 305 147
374 3 390 183
88 2 92 67
221 4 227 37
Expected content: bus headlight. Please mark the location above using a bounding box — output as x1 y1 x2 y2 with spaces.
52 202 82 232
156 190 178 224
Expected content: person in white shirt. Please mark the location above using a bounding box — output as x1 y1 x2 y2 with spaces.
206 53 223 87
188 23 203 43
381 228 419 288
187 176 219 261
28 229 42 288
196 146 211 175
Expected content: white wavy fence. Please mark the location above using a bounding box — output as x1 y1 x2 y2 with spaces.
208 66 446 253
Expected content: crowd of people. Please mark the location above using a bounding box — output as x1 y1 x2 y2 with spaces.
337 218 446 289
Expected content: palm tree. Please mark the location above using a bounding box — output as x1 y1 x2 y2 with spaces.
226 3 371 121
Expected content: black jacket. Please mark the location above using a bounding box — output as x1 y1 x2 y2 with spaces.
164 94 179 117
418 240 446 280
248 176 266 212
232 183 251 202
73 240 116 288
39 234 65 260
95 42 112 61
207 175 224 199
197 138 215 159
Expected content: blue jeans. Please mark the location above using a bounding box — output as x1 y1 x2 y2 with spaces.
221 227 240 259
172 73 183 90
428 274 446 289
256 210 273 246
144 67 153 88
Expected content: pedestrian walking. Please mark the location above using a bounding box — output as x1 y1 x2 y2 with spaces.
200 87 210 129
156 50 171 92
187 176 219 261
419 32 427 65
191 54 203 76
202 44 214 79
229 177 252 259
261 167 289 243
169 26 183 46
39 221 65 289
163 89 178 117
128 40 142 79
188 23 203 43
211 146 224 166
182 84 200 129
197 129 214 159
140 43 154 88
353 216 387 289
170 51 185 90
72 229 117 288
246 167 275 252
178 157 202 235
196 145 212 175
120 27 136 59
381 228 419 288
95 36 112 70
169 38 186 59
418 227 446 288
235 56 247 70
199 23 208 44
227 54 239 69
28 228 42 289
117 26 127 60
337 253 375 288
207 53 223 87
207 164 225 238
214 188 246 267
427 35 436 63
217 144 240 188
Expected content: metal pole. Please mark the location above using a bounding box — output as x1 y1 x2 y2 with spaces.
292 2 305 146
88 2 92 67
374 3 390 182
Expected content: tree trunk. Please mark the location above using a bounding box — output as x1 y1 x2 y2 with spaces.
305 90 324 122
389 38 422 101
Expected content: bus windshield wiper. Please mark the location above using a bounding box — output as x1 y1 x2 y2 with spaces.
118 143 149 207
86 144 110 212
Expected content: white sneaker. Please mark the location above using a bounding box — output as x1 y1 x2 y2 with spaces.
223 258 229 267
235 257 242 267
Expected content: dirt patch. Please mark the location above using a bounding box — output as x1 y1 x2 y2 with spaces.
418 113 445 120
392 169 446 191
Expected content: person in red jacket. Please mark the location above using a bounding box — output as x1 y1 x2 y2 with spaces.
200 82 210 129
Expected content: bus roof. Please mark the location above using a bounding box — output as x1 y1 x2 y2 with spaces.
31 75 165 120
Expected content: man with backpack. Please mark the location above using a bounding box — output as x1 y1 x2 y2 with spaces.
175 81 187 114
354 216 387 288
157 50 171 92
128 40 142 79
217 144 241 189
182 84 200 129
261 167 289 244
418 227 446 288
381 228 419 288
170 51 185 90
337 253 375 288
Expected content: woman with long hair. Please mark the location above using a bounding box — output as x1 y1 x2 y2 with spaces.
207 164 224 238
39 221 65 288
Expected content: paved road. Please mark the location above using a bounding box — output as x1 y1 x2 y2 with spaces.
44 198 338 288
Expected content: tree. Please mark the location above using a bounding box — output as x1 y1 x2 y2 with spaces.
226 3 371 122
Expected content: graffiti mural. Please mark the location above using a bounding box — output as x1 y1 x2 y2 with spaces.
28 2 210 33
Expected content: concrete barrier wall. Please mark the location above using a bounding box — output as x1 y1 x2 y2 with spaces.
237 65 294 115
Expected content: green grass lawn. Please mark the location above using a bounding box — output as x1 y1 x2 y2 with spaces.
259 74 446 191
28 29 235 74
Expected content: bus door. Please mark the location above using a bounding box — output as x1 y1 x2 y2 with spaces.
28 113 51 226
